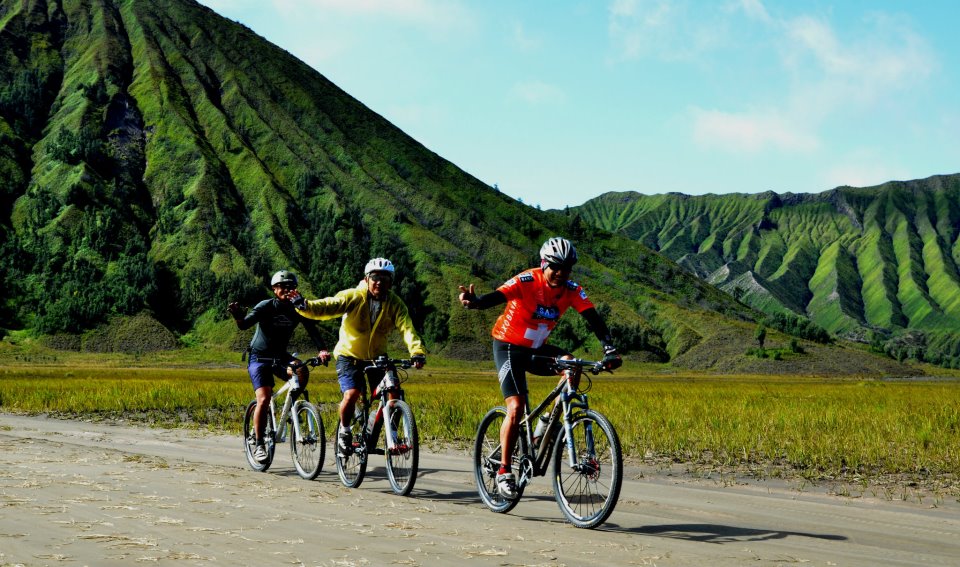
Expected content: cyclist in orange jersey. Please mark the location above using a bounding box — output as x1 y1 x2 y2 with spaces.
458 237 622 500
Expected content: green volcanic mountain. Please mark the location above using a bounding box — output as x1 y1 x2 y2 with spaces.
0 0 926 374
573 175 960 366
0 0 731 355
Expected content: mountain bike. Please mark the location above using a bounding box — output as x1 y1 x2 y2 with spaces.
242 356 326 480
336 356 420 496
473 356 623 528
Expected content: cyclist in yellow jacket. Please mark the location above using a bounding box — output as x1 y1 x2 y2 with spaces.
294 258 426 457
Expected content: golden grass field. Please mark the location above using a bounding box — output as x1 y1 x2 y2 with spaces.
2 349 958 491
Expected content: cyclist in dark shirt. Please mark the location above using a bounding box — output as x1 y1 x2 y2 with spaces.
228 270 330 463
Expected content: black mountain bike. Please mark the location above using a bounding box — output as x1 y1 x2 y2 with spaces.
473 356 623 528
242 356 325 480
336 356 420 496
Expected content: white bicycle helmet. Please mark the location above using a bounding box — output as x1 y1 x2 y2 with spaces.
540 237 578 268
270 270 298 286
364 257 395 276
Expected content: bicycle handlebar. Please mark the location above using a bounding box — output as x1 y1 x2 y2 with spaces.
531 355 611 375
287 355 328 369
363 355 415 371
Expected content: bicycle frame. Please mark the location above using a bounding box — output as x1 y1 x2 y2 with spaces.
516 368 590 480
266 372 305 443
473 355 622 528
362 365 405 451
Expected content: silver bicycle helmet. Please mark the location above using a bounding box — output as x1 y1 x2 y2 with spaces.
540 237 578 268
364 257 395 276
270 270 298 287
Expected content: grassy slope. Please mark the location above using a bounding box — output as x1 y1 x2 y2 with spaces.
1 0 781 369
575 176 960 341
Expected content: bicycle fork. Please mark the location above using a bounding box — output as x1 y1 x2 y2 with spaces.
367 397 401 452
560 390 596 470
272 378 303 443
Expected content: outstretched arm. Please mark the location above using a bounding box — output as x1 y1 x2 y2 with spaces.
458 284 506 310
228 302 256 331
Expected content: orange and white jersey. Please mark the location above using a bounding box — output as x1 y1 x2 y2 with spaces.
491 269 594 348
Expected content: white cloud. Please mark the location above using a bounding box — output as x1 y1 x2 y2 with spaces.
675 4 938 158
511 21 542 52
784 13 935 89
736 0 771 24
823 159 909 189
510 80 567 105
607 0 721 61
691 108 819 153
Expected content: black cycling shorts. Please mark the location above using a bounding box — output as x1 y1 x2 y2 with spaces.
492 339 568 399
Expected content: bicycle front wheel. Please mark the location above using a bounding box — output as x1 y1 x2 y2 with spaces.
473 406 523 514
336 410 367 488
385 400 419 496
552 409 623 528
289 401 325 480
243 400 274 472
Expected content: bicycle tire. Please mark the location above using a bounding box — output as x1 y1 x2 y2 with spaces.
473 406 524 513
289 401 325 480
243 400 275 472
384 400 419 496
336 409 367 488
551 409 623 528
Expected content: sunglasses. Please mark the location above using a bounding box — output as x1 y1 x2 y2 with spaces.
367 273 393 283
547 262 573 272
273 283 296 290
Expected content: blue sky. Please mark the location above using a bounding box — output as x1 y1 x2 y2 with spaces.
198 0 960 209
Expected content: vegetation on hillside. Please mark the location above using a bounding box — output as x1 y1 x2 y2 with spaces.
0 0 775 369
574 176 960 367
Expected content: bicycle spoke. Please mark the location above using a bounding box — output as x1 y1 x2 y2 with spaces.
385 401 419 496
473 407 523 513
552 410 623 528
290 402 324 480
336 409 367 488
243 400 274 472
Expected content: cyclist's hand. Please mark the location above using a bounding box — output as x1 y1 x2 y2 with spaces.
601 344 622 371
288 292 307 309
318 350 331 366
411 354 426 369
458 284 476 308
227 301 244 320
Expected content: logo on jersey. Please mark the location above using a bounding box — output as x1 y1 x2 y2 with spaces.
519 273 535 283
533 304 560 321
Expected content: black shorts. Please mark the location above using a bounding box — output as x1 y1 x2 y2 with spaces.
492 339 568 399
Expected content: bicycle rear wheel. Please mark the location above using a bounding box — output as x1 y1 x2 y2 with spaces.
336 409 367 488
289 401 325 480
473 406 523 513
384 400 419 496
552 409 623 528
243 400 275 472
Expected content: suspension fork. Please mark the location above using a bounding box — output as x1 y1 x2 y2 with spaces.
377 386 406 450
560 369 592 467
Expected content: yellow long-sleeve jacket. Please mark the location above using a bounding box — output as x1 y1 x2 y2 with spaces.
296 282 425 360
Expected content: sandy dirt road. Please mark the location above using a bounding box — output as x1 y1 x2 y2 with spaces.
1 413 958 567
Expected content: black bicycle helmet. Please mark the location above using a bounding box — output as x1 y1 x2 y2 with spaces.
539 237 578 268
